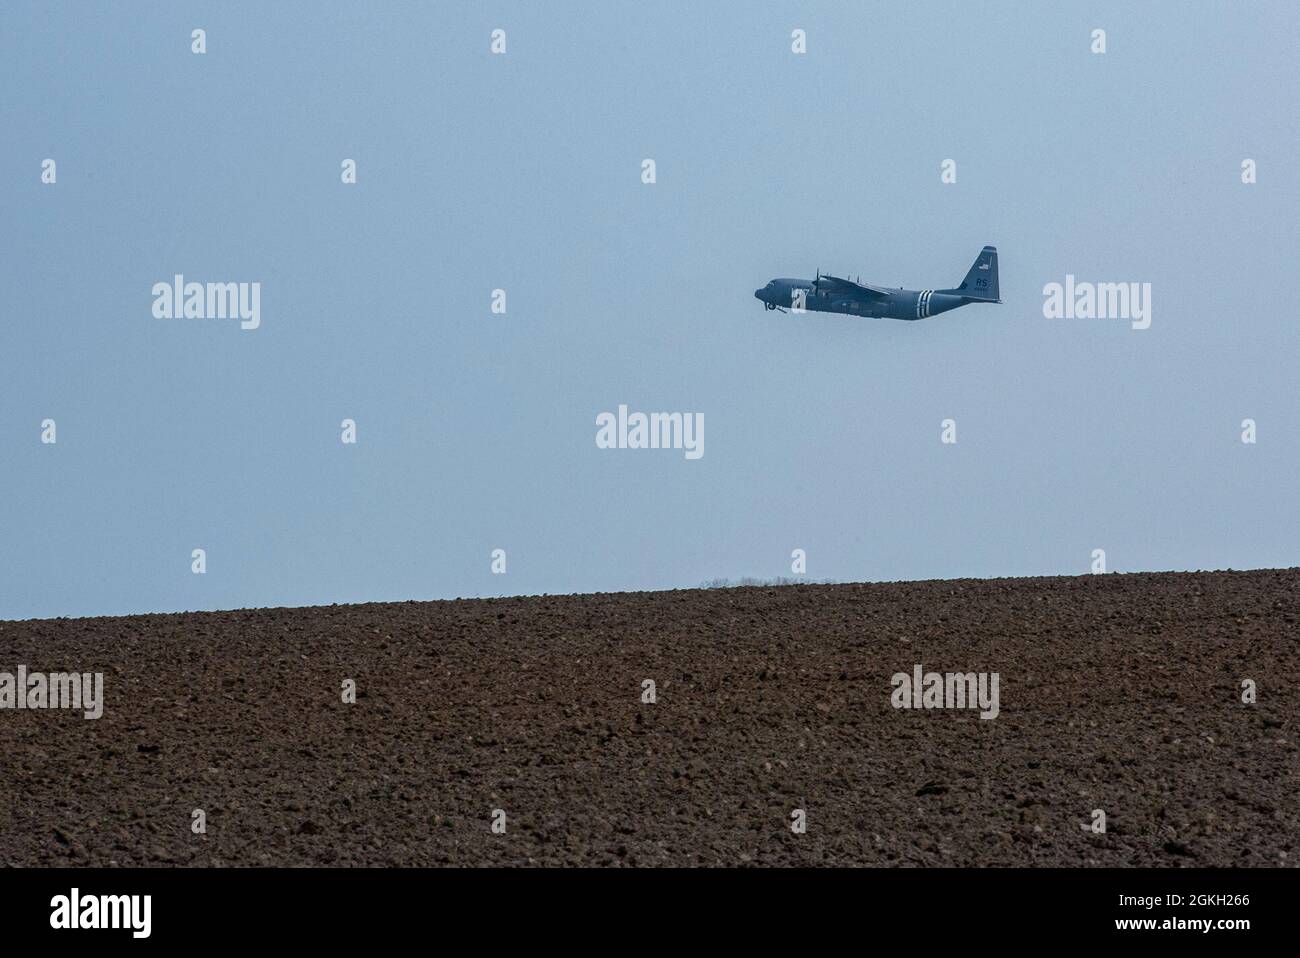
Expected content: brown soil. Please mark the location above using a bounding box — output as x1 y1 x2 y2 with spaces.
1 569 1296 867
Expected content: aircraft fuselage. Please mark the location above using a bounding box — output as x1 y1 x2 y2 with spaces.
754 280 965 320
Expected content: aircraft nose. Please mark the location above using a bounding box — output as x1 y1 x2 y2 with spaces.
754 288 764 300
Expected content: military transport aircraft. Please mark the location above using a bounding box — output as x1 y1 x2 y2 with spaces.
755 246 1000 320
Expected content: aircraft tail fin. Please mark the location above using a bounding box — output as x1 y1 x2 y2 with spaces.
946 246 999 302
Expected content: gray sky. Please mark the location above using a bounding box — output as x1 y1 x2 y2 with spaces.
3 2 1297 619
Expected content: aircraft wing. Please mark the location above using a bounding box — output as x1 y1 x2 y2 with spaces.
816 274 892 298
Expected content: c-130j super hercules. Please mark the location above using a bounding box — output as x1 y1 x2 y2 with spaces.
755 245 1000 320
